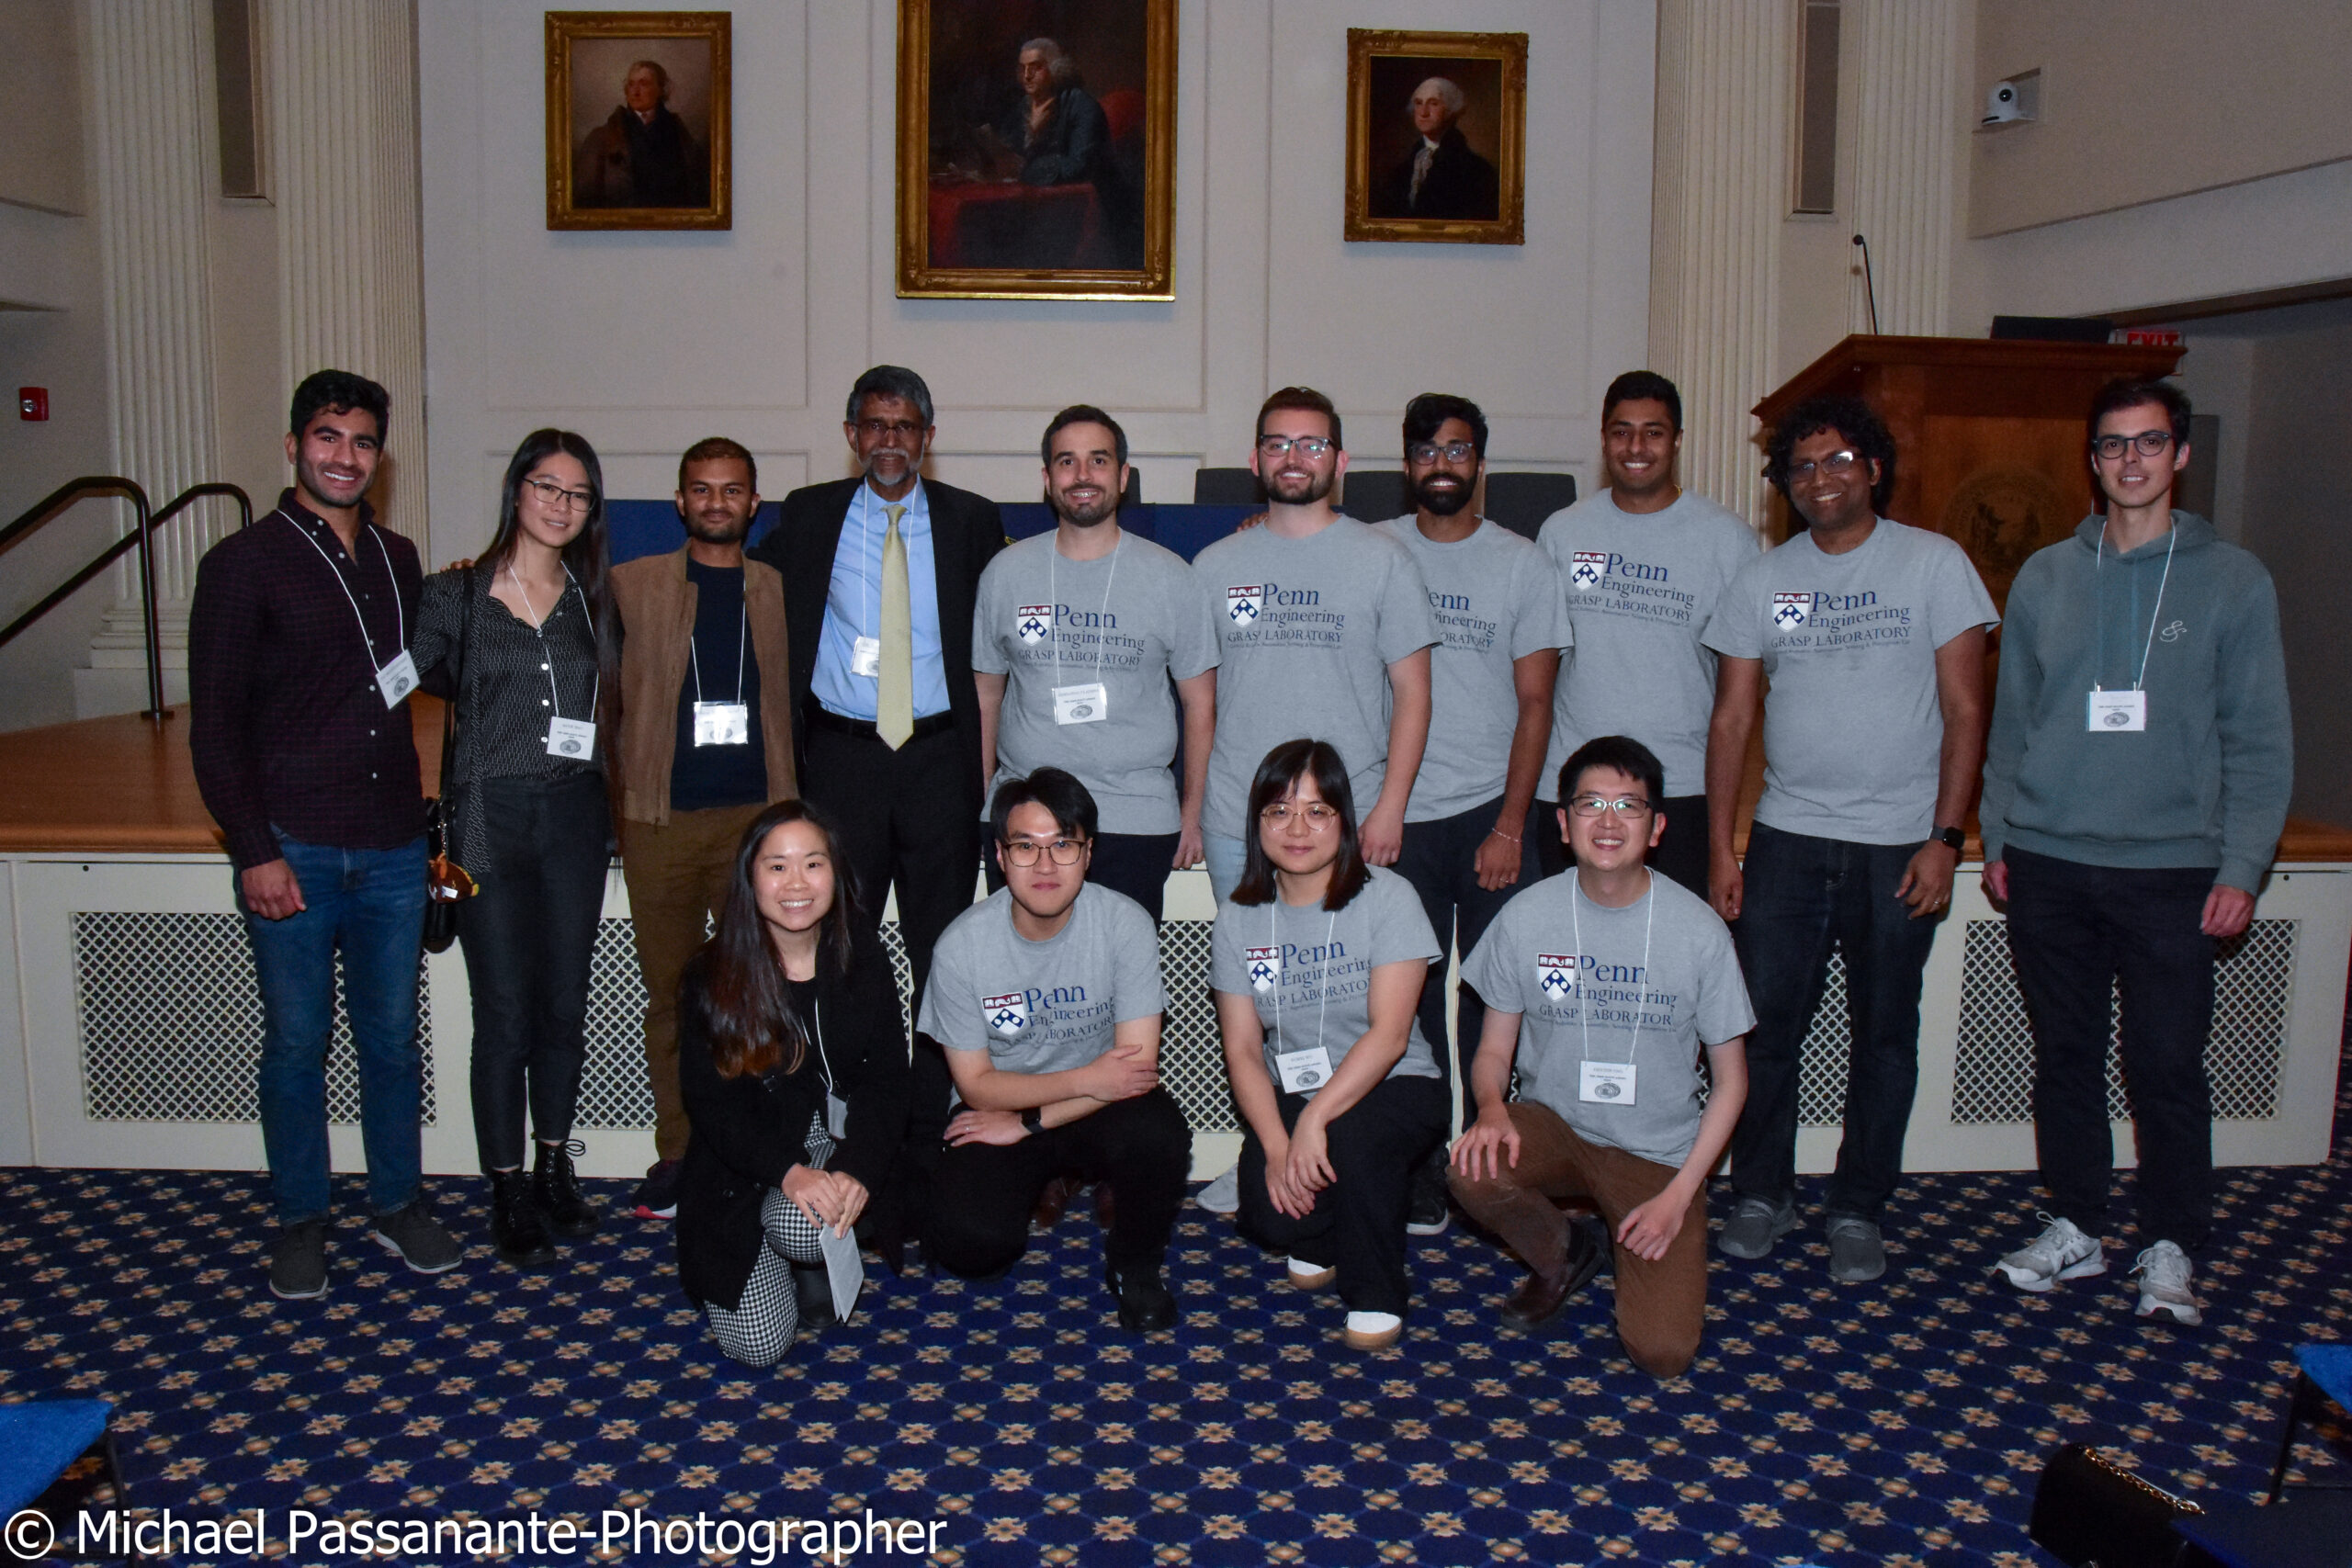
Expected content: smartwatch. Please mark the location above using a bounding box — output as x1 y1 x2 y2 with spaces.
1020 1106 1045 1137
1935 826 1966 853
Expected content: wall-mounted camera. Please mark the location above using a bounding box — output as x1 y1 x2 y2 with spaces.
1982 70 2040 126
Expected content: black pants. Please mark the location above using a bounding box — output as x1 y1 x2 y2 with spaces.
1532 794 1711 900
984 830 1181 925
1728 821 1939 1221
1237 1074 1448 1315
924 1089 1192 1276
2004 847 2218 1251
456 772 610 1171
1394 797 1516 1100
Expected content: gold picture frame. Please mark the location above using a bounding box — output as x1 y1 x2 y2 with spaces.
546 11 730 231
896 0 1176 300
1345 28 1526 246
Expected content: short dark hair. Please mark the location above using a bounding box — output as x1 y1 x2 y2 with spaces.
989 766 1100 845
1557 736 1665 813
1401 393 1487 461
1231 739 1370 912
1041 404 1128 468
288 369 390 443
678 436 757 495
846 365 935 428
1256 386 1342 451
1601 370 1683 432
1763 394 1897 513
2088 378 2192 448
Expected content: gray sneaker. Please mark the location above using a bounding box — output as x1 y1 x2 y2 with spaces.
2132 1240 2202 1326
269 1219 328 1300
1716 1196 1800 1259
1195 1165 1240 1215
1825 1214 1887 1282
371 1198 462 1275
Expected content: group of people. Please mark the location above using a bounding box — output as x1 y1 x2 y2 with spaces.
188 356 2289 1378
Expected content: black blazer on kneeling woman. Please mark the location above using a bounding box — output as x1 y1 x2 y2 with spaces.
674 931 910 1313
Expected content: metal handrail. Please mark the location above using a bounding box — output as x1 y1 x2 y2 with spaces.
0 477 252 721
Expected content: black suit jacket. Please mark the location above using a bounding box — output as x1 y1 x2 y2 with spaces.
752 475 1005 794
1376 126 1500 221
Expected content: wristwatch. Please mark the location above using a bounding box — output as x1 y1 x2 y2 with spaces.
1020 1107 1045 1137
1935 826 1966 853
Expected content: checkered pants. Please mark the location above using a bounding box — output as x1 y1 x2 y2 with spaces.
704 1113 835 1368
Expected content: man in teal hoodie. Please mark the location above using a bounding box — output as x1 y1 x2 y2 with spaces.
1981 378 2291 1328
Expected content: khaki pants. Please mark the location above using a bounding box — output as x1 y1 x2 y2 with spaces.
618 802 767 1161
1448 1100 1709 1378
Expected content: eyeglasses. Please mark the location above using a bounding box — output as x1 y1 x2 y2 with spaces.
1002 838 1088 867
1785 450 1861 482
524 477 595 512
856 418 927 441
1261 801 1340 829
2091 430 2175 460
1407 440 1479 466
1567 795 1653 818
1256 434 1335 459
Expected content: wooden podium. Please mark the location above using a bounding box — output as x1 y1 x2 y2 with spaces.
1752 334 2185 611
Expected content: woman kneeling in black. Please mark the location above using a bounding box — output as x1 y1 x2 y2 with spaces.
676 800 908 1365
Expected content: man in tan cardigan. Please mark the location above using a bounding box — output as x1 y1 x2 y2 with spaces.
612 437 797 1219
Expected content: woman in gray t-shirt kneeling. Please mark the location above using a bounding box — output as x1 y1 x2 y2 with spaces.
1209 739 1449 1352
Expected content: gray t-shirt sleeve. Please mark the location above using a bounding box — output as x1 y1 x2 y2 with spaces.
1511 548 1570 659
916 921 983 1053
1170 558 1221 682
1108 893 1167 1021
1700 558 1766 660
971 558 1012 676
1367 867 1442 967
1208 902 1250 994
1460 894 1527 1013
1374 547 1442 665
1927 536 2001 646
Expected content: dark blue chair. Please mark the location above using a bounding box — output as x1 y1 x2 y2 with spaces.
0 1397 136 1562
2267 1343 2352 1502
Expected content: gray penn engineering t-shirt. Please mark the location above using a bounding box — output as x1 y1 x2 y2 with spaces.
1375 516 1569 821
973 531 1220 835
918 883 1165 1084
1538 490 1760 799
1208 865 1442 1093
1194 518 1439 840
1463 871 1754 1169
1702 520 1997 845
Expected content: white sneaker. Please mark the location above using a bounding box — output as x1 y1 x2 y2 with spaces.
2132 1240 2202 1325
1285 1257 1338 1292
1196 1166 1239 1214
1343 1310 1402 1351
1993 1213 2106 1292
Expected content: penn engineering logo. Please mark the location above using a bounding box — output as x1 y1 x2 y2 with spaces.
1227 585 1263 624
1015 605 1052 645
1245 945 1281 992
1570 551 1606 590
1771 591 1810 627
982 992 1029 1035
1536 953 1577 998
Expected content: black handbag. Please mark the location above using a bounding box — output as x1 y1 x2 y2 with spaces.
2029 1443 2205 1568
422 571 477 953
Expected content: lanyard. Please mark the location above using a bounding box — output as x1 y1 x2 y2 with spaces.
505 561 598 721
1048 533 1121 687
279 509 403 666
2094 519 2177 693
808 995 835 1097
1270 897 1338 1057
1570 873 1656 1066
688 584 748 705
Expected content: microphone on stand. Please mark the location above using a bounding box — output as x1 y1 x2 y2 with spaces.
1851 234 1882 334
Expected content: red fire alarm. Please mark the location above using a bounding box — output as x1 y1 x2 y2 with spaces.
18 388 47 421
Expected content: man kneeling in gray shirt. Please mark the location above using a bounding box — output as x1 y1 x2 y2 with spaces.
918 768 1191 1331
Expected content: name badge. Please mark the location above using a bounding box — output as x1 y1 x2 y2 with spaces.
545 716 596 760
376 650 420 708
1274 1045 1334 1095
1052 682 1108 726
2087 689 2147 732
1579 1060 1637 1105
851 635 882 678
694 701 750 746
825 1090 849 1141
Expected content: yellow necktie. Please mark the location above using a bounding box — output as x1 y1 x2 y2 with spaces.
876 503 913 749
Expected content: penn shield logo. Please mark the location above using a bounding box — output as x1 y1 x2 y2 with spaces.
1245 945 1281 993
1227 585 1263 624
1537 953 1576 999
982 992 1029 1035
1570 551 1606 589
1015 605 1051 645
1772 591 1811 627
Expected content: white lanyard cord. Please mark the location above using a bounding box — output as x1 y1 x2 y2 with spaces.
808 994 835 1097
688 588 749 705
2094 519 2178 693
280 509 404 666
505 561 597 722
1270 897 1339 1062
1049 533 1122 688
1571 872 1656 1066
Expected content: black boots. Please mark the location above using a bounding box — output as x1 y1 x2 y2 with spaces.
489 1168 557 1268
533 1138 602 1239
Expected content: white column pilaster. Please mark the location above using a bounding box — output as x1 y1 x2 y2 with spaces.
1846 0 1960 336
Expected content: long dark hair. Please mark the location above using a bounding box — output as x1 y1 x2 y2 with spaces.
1230 739 1369 912
698 800 863 1081
479 428 621 733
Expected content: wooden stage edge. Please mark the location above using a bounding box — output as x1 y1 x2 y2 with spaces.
4 701 2350 864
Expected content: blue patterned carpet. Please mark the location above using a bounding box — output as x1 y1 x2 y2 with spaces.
6 1049 2347 1566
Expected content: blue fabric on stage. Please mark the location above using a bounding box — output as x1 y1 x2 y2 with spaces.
0 1398 113 1514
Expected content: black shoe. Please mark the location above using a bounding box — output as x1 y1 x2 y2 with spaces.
631 1157 682 1220
489 1169 558 1269
1407 1155 1451 1236
792 1264 837 1331
1105 1261 1177 1333
269 1219 329 1300
533 1139 601 1239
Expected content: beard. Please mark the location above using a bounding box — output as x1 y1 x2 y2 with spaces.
1046 483 1118 527
1413 470 1474 517
1263 467 1334 505
684 509 752 545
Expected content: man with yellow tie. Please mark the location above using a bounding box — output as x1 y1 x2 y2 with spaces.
756 366 1005 1269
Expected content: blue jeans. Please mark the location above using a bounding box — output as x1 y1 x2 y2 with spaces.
241 830 430 1224
1204 831 1249 908
1727 821 1939 1222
